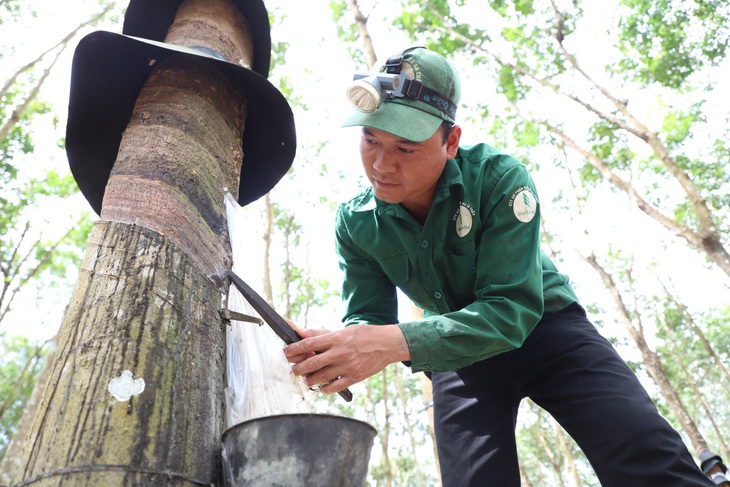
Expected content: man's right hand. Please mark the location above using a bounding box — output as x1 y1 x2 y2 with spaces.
286 322 329 364
283 324 410 395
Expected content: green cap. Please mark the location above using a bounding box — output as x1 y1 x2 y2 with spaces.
342 46 461 142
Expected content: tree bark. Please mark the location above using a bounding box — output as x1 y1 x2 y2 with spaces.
100 52 240 273
15 221 226 486
101 0 253 273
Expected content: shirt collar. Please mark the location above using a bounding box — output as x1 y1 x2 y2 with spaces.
433 157 464 204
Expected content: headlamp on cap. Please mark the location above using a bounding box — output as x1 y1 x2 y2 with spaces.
347 73 411 113
346 50 457 119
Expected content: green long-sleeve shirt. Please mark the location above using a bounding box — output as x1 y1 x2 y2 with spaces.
335 143 579 373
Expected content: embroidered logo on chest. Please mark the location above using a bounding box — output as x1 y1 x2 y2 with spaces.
453 201 475 237
509 187 538 223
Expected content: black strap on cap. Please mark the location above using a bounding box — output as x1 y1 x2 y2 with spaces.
384 53 405 74
391 78 457 119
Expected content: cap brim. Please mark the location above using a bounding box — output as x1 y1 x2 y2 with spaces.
66 31 296 214
123 0 272 78
341 101 443 142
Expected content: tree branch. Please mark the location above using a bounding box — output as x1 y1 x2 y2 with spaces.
1 2 119 137
431 18 730 277
347 0 378 69
539 118 730 275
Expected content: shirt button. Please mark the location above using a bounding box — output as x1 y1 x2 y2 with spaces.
434 292 442 299
420 240 429 248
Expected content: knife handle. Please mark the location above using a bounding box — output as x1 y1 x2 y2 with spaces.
338 388 353 402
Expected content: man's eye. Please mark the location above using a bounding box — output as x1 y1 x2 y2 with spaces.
399 147 414 154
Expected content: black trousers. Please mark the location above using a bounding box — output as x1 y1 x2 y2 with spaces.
431 303 713 486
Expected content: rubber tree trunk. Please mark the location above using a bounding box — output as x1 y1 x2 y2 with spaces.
13 0 256 484
14 222 226 486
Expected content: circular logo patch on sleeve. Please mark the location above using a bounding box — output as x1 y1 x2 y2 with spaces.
509 187 538 223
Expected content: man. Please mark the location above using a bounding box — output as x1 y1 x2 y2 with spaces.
284 46 712 486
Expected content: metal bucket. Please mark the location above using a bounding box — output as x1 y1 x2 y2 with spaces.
222 413 377 487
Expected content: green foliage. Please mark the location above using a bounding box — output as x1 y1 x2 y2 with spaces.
329 0 355 42
587 121 633 171
0 0 23 27
705 135 730 216
2 182 90 316
669 135 730 221
577 120 634 186
0 169 92 320
512 120 541 147
329 0 370 67
0 335 49 461
497 65 524 103
0 10 93 322
617 0 730 88
661 102 704 148
265 194 340 329
490 0 536 17
393 0 477 53
365 367 438 486
1 91 45 180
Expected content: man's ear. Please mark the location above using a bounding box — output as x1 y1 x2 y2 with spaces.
446 125 462 158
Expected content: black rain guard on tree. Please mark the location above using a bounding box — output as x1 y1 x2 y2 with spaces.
66 32 296 214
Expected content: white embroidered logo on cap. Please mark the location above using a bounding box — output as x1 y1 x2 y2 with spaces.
509 187 538 223
453 201 475 237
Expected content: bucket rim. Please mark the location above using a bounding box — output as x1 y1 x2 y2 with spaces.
221 413 377 442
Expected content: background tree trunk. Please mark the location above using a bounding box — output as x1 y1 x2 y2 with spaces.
582 252 710 455
393 367 426 487
0 337 55 484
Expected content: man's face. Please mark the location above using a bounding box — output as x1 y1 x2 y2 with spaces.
359 125 460 220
